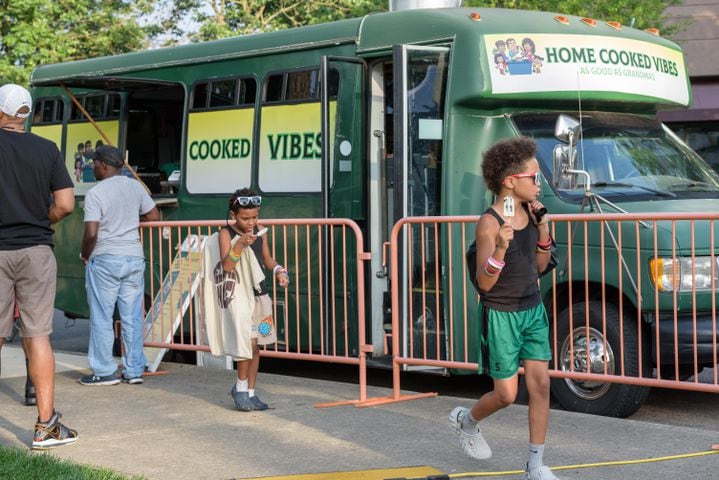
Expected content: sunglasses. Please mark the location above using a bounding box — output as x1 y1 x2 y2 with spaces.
508 171 541 186
235 196 262 207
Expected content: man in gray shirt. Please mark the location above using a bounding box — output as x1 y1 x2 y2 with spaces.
80 145 159 386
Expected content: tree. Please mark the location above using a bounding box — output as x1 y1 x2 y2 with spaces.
463 1 683 34
0 0 156 86
1 0 685 84
158 0 683 44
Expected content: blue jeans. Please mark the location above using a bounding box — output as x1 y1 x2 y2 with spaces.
85 255 147 377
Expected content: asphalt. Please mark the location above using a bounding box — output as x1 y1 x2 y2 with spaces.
1 316 718 480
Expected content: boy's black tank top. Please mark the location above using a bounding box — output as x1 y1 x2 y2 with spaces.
224 225 268 296
478 204 541 311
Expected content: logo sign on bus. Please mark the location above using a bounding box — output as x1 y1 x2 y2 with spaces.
485 33 688 106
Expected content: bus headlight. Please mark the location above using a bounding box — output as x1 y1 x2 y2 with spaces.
649 256 718 292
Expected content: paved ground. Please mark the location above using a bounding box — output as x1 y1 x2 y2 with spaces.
1 342 718 480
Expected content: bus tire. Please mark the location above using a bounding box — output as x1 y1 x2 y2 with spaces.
550 300 651 418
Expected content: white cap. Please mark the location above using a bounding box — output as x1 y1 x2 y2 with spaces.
0 84 32 119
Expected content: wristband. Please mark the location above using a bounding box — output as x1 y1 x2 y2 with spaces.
486 256 505 270
228 248 241 262
484 263 501 276
536 238 552 249
273 265 285 276
484 256 505 277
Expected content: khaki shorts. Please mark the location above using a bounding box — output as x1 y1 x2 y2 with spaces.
251 294 276 345
0 246 57 338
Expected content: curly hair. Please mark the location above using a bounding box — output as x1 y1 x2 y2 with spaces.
481 137 537 195
228 187 259 214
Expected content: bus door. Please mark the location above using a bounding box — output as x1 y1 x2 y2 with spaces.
320 56 366 356
368 46 449 364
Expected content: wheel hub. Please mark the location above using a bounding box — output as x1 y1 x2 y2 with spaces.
559 326 616 400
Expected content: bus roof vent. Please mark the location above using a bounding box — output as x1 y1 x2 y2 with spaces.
389 0 462 11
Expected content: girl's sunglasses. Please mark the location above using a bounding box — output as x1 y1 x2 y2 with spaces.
235 195 262 207
508 171 541 186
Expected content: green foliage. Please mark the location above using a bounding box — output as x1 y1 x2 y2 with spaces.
186 0 386 42
0 0 153 86
167 0 684 43
463 0 684 33
0 0 686 83
0 445 146 480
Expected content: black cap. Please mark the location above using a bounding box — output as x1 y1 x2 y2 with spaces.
87 145 124 168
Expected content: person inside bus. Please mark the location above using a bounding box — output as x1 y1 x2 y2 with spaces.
217 188 289 411
449 137 559 480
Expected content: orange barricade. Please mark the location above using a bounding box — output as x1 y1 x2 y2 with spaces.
382 213 718 415
138 218 373 405
138 213 719 414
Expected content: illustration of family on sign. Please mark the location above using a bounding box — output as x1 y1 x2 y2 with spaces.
493 37 543 76
74 139 104 182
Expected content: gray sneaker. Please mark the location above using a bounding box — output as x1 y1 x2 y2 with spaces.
448 406 492 460
250 394 269 411
121 375 144 385
230 385 253 411
79 371 120 386
525 465 560 480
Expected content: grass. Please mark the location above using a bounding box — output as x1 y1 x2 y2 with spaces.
0 445 146 480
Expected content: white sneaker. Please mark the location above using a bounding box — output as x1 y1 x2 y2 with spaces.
448 406 492 460
524 465 560 480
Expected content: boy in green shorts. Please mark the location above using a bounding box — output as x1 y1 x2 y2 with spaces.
449 137 558 480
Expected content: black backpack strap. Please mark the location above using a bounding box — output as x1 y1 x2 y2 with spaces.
483 207 504 226
479 303 490 376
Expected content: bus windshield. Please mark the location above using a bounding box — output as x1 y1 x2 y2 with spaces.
513 112 719 201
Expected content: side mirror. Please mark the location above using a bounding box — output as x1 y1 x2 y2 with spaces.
554 114 580 144
552 114 581 189
552 144 578 189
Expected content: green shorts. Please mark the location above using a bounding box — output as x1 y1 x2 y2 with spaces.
478 303 552 379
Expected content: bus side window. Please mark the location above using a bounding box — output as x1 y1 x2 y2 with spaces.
265 74 284 102
210 79 237 108
192 82 208 109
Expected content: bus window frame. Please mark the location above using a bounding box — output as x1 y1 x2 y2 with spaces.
261 66 339 106
189 75 259 112
31 96 65 126
68 93 118 123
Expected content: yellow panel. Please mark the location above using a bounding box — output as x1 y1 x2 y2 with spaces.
31 124 63 149
246 465 442 480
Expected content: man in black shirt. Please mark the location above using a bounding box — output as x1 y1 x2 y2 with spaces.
0 83 78 449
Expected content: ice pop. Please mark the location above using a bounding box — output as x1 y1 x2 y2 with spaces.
503 196 515 218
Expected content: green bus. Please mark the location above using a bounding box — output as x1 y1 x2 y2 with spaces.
29 6 719 417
